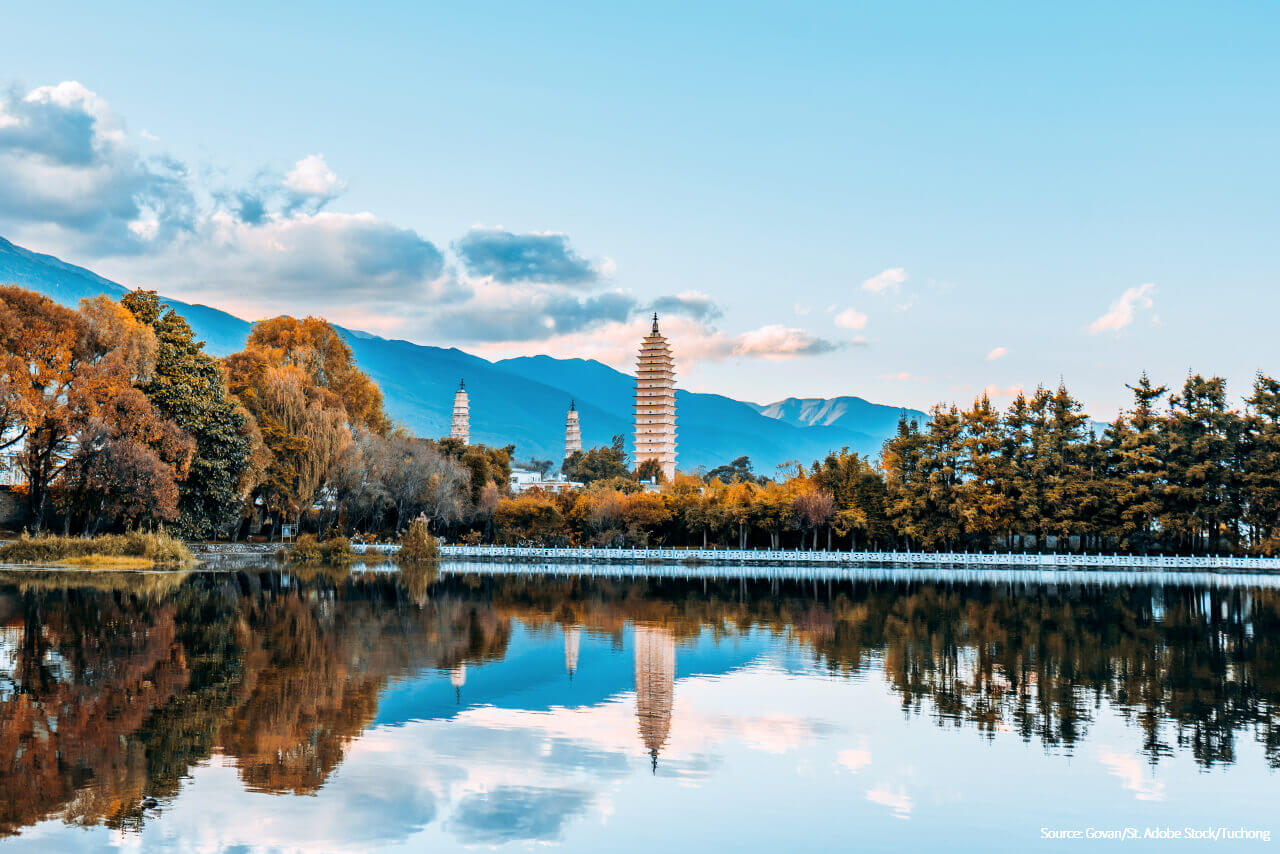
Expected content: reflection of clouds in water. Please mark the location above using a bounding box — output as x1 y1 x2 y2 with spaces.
731 714 837 754
448 786 593 844
1098 746 1166 802
866 784 913 819
9 664 853 852
322 673 833 845
40 755 442 853
837 748 872 773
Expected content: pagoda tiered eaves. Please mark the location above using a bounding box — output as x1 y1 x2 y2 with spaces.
633 315 677 481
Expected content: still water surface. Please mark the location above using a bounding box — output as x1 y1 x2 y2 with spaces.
0 562 1277 852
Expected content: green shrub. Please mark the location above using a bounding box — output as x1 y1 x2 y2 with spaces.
399 518 439 563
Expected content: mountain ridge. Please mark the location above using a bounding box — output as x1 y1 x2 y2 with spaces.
0 235 922 470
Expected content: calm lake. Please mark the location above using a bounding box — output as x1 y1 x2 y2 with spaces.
0 562 1277 852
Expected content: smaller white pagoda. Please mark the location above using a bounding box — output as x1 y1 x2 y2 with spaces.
451 379 470 444
564 400 582 460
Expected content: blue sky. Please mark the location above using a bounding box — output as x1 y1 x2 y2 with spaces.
1 1 1276 415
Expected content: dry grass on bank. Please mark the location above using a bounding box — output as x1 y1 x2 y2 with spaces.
61 555 156 569
0 531 194 568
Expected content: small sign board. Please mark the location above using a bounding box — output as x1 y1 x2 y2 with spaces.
281 524 296 542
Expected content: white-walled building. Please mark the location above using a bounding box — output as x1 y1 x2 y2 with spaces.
509 467 583 494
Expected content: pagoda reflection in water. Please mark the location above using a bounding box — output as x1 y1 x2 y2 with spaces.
633 624 676 772
564 626 580 680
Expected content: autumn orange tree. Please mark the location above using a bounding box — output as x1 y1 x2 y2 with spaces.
0 287 210 531
0 286 94 522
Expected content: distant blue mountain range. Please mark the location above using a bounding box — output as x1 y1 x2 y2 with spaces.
0 235 924 471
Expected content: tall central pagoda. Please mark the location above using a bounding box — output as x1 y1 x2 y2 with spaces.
634 314 677 481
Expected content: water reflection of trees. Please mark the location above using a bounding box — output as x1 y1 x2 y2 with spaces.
0 570 511 835
478 575 1280 770
0 570 1276 837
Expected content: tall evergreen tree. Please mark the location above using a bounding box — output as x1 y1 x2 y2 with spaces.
958 393 1012 549
1162 375 1242 553
1105 374 1168 552
1000 392 1036 548
912 405 965 549
121 290 255 538
881 414 928 549
1042 383 1092 546
1242 373 1280 552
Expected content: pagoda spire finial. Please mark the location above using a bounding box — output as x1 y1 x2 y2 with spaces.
458 377 465 390
651 312 660 334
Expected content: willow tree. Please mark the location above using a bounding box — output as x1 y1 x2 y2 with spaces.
244 315 389 434
227 358 351 532
225 315 393 535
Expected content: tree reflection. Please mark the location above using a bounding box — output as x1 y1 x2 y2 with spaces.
0 569 1276 838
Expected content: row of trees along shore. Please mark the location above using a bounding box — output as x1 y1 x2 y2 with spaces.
3 283 1280 554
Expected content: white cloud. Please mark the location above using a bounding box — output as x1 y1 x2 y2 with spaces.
24 81 124 145
834 308 868 330
1089 283 1156 334
985 346 1008 361
0 78 842 367
467 315 840 370
732 324 840 359
0 80 194 253
862 267 908 293
982 383 1023 399
284 153 346 202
